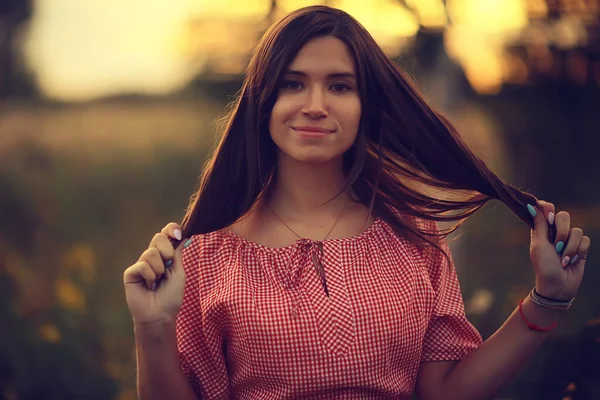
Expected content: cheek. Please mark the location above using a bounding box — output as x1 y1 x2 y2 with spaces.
269 97 296 131
341 101 362 136
268 103 280 135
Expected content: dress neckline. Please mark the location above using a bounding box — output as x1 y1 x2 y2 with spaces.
221 217 383 253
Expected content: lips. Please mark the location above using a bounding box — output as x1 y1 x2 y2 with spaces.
292 126 334 133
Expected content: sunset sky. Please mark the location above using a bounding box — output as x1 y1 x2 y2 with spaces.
22 0 566 101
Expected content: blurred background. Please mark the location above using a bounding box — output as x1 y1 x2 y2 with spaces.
0 0 598 399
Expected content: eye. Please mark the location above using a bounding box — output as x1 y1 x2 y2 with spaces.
331 83 351 92
282 80 303 90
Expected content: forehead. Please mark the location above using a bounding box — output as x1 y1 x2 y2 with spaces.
287 36 356 74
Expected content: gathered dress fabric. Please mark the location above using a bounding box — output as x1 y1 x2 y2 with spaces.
176 216 482 399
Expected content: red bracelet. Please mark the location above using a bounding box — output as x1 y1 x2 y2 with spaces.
518 299 558 332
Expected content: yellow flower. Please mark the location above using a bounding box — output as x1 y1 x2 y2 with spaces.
60 244 96 283
54 278 86 311
38 324 61 343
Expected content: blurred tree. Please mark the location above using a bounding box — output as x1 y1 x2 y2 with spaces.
0 146 118 400
0 0 34 98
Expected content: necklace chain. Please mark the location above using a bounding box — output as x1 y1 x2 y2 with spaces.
268 197 350 242
268 196 350 299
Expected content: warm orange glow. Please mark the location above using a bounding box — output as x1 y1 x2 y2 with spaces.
21 0 599 100
38 324 62 343
465 289 494 316
503 54 530 84
464 54 504 94
447 0 529 34
192 0 269 18
24 0 201 101
553 17 588 49
60 244 96 283
335 0 420 39
445 0 530 93
278 0 328 14
405 0 447 30
525 0 549 18
54 278 86 311
24 0 421 100
444 27 503 94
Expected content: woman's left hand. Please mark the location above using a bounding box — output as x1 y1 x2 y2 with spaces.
528 200 591 301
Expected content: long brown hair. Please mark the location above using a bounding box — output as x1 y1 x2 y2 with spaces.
180 5 537 253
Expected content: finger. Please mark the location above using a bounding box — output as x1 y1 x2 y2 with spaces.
560 227 583 267
537 200 556 225
148 233 176 267
554 211 571 255
138 247 166 276
161 222 183 247
123 261 157 290
160 222 182 237
571 235 591 266
527 203 548 239
170 237 191 275
152 236 190 290
536 200 557 242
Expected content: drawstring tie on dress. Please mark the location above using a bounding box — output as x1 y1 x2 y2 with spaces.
297 239 330 297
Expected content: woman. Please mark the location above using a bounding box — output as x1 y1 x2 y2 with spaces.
124 6 591 399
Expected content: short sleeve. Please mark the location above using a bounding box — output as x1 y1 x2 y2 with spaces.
420 225 482 362
176 235 230 399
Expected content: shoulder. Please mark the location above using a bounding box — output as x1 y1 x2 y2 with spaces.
385 205 439 232
380 210 450 273
383 208 442 248
180 230 234 273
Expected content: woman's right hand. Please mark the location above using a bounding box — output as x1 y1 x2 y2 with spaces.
123 223 188 326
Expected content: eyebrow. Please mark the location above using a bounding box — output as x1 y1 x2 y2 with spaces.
284 69 356 80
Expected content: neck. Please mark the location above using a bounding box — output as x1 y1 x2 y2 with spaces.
266 153 352 216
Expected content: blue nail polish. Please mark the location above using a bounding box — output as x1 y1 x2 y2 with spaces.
527 204 537 218
165 259 173 267
555 241 565 254
183 239 193 248
570 254 579 265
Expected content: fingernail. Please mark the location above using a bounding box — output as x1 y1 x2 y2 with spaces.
561 256 570 268
548 212 555 225
555 241 565 254
570 254 579 265
165 259 173 268
174 229 182 241
527 204 537 218
183 239 193 248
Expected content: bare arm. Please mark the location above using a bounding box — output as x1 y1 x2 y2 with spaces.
124 224 200 400
418 201 590 400
136 320 199 400
416 295 564 400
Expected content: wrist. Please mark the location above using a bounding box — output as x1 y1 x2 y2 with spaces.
522 295 565 324
534 284 575 302
530 288 573 310
134 319 177 342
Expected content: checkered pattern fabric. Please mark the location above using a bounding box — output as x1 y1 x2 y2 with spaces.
175 217 482 399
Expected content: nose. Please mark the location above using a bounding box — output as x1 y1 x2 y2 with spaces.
302 87 328 119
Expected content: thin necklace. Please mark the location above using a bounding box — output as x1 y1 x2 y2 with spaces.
268 196 350 297
267 196 350 241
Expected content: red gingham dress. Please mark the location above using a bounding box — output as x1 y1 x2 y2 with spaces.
176 216 482 399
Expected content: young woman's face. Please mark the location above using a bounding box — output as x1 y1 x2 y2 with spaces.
268 36 361 164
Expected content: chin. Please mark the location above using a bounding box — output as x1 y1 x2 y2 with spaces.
285 149 342 164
